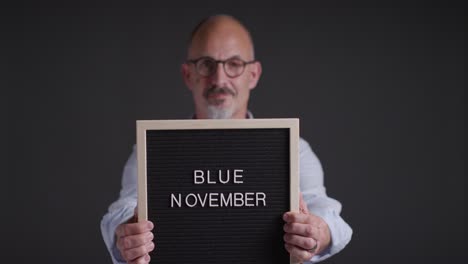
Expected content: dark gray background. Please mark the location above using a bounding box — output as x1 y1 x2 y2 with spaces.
6 5 464 264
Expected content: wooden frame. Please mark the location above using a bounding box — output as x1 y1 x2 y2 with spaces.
136 118 299 263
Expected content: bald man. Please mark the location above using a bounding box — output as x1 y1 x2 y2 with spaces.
182 15 261 120
101 15 352 264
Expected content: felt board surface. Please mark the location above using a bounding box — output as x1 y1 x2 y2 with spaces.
145 128 291 263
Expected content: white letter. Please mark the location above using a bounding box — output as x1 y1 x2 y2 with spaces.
207 170 216 184
194 170 204 184
219 169 229 184
185 193 197 207
234 169 244 184
234 192 244 207
245 192 254 206
220 193 232 207
197 193 208 207
256 192 266 206
171 193 181 207
209 193 219 207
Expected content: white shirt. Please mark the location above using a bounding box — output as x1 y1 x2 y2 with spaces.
101 120 352 263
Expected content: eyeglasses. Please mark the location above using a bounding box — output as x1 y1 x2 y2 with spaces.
186 57 256 78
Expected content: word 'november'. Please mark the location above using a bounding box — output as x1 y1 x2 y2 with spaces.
170 169 267 208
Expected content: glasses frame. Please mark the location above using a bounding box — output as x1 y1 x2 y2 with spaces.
186 56 257 78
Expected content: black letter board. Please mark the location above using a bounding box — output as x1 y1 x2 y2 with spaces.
137 119 299 264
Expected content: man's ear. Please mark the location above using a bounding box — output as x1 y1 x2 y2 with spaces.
181 63 193 90
248 61 262 90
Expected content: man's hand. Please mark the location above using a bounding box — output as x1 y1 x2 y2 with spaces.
283 195 331 263
115 211 155 264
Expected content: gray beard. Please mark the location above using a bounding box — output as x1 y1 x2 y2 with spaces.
206 105 235 119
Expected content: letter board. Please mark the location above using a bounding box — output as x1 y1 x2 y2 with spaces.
137 119 299 264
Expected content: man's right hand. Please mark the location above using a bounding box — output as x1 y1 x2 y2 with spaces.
115 219 155 264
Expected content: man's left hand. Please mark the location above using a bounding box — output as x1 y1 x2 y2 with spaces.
283 195 331 263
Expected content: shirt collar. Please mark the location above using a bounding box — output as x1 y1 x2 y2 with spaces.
191 111 254 119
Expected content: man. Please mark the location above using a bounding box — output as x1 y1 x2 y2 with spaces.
101 14 352 264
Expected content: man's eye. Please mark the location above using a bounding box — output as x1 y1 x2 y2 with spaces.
201 59 214 68
227 60 243 68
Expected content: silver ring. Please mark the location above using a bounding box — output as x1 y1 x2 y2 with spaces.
308 242 318 253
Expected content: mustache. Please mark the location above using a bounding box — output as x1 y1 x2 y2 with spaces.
204 86 236 98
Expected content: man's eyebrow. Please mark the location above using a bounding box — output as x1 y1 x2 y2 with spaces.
227 55 242 60
188 55 245 61
187 56 212 61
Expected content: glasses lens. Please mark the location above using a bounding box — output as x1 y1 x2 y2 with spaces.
225 58 244 77
196 58 216 76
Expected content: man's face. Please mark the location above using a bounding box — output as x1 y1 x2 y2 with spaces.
182 24 262 119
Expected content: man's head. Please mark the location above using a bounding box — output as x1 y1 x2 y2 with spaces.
182 15 262 119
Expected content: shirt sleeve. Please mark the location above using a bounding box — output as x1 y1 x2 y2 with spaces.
100 145 139 264
298 138 353 263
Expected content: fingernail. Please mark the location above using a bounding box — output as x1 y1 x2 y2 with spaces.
147 221 154 229
283 213 289 221
147 232 154 240
147 242 154 251
145 254 150 261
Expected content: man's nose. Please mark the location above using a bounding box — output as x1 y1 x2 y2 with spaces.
210 62 229 87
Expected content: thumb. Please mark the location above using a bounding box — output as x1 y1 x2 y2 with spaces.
129 206 138 223
299 193 309 214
